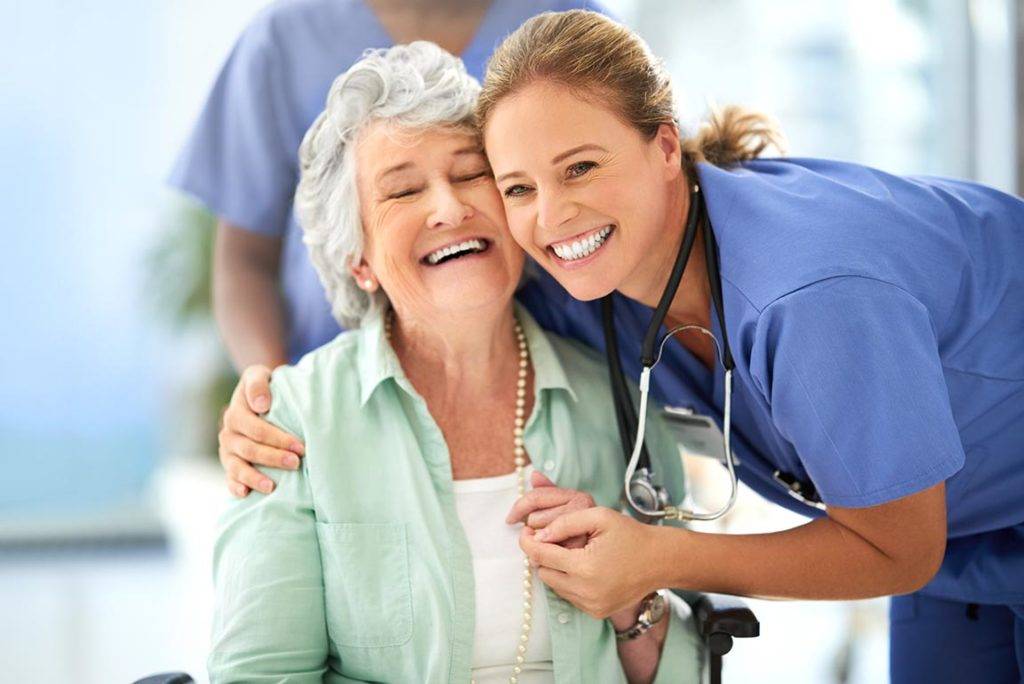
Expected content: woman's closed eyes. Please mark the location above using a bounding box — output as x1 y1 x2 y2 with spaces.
383 167 491 201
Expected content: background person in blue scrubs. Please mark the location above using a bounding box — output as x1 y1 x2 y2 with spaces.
475 11 1024 683
170 0 610 497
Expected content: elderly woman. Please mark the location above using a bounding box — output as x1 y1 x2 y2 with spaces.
207 43 700 684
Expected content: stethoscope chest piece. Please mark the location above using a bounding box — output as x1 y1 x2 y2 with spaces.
626 468 671 523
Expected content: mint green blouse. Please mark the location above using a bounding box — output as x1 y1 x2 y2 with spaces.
208 306 702 683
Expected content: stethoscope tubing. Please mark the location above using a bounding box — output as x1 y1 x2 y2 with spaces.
611 184 740 522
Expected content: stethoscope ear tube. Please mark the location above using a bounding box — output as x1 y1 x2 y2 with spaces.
701 209 735 371
640 186 703 368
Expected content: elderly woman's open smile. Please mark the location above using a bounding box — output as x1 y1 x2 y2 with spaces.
353 123 524 320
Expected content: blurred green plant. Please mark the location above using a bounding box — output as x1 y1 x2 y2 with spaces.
147 197 238 457
147 199 216 328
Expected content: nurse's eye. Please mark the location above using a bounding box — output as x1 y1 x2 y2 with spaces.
503 184 533 198
566 161 597 178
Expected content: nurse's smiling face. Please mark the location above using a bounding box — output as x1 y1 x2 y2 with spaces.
483 80 687 302
353 123 524 321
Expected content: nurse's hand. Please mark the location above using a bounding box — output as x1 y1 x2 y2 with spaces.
506 470 592 548
218 364 305 498
519 506 661 620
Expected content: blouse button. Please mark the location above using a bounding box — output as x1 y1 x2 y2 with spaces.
543 460 555 472
557 612 571 624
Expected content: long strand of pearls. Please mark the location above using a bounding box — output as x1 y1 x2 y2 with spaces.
509 317 532 684
385 311 533 684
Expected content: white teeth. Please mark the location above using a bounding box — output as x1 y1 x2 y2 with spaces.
552 226 612 262
426 238 487 265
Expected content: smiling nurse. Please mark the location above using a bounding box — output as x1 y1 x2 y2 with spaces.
475 10 1024 684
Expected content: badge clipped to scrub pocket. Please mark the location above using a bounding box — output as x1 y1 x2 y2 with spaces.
660 406 736 465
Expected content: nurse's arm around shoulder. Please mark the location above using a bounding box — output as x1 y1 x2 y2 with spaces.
527 482 947 619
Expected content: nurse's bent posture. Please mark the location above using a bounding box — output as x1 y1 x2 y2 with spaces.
475 10 1024 684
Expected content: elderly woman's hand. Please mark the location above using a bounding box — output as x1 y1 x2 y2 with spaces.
506 470 595 548
218 364 305 498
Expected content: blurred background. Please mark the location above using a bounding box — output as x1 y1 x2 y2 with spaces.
1 0 1020 682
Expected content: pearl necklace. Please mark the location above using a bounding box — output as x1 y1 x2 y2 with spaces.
385 310 534 684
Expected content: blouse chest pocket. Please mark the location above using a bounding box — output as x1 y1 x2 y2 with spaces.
315 521 414 648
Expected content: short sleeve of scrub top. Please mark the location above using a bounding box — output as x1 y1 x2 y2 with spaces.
168 11 304 237
750 275 966 508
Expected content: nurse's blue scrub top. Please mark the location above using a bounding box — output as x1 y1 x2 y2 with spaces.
519 158 1024 607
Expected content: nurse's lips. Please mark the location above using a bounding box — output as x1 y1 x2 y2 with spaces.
547 225 615 267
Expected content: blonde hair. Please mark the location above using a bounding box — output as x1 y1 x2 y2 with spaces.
476 10 785 177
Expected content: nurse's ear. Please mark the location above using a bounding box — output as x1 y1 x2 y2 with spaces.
650 122 684 182
349 258 379 293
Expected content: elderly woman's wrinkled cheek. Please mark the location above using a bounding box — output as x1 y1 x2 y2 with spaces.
382 250 436 315
364 203 421 264
363 202 407 253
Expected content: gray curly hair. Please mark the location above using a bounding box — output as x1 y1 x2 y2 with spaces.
295 42 481 328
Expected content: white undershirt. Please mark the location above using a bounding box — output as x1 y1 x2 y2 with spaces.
452 464 555 683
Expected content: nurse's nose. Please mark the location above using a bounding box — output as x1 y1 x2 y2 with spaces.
536 187 579 231
427 182 474 229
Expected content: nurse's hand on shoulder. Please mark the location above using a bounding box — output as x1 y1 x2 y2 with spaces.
218 364 305 498
519 506 660 619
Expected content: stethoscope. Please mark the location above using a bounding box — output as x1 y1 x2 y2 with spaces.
602 183 740 522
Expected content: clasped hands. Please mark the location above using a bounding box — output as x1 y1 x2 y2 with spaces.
507 470 665 627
